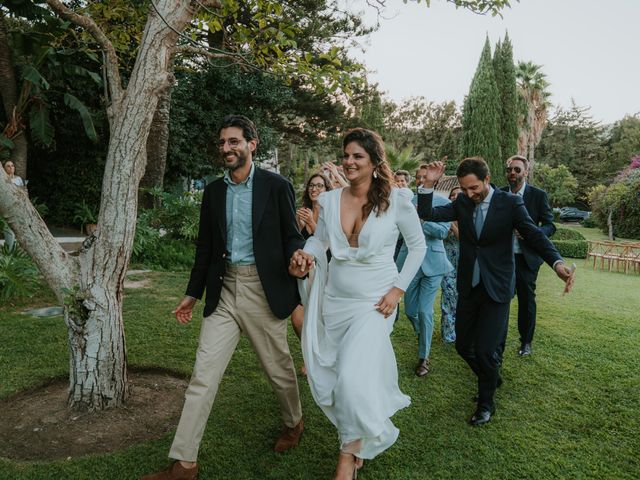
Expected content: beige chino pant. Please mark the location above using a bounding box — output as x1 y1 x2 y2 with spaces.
169 264 302 461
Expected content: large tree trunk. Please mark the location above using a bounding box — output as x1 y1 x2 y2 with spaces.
0 12 28 179
64 0 198 411
139 84 173 209
0 0 210 411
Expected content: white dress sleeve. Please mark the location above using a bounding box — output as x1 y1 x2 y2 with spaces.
393 189 426 292
302 192 330 262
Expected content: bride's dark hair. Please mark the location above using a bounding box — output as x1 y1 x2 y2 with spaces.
342 128 393 218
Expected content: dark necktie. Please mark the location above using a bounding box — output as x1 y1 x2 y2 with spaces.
472 203 484 287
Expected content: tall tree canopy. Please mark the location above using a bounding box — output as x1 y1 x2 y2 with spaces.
493 32 519 160
461 37 502 179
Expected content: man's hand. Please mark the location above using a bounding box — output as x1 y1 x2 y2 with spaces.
375 287 404 318
554 262 576 294
173 296 197 324
288 249 315 278
422 161 446 189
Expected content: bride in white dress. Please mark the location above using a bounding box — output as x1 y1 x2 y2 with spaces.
289 128 426 479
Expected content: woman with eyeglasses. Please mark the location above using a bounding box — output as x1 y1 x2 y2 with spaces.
290 173 333 374
440 186 462 343
288 129 425 479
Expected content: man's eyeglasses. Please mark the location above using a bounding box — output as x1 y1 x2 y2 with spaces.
308 183 326 190
217 138 243 149
505 166 523 173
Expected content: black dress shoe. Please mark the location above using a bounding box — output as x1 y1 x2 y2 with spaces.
468 406 495 426
518 343 532 356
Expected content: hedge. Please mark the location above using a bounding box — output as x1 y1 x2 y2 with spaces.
553 227 587 241
551 239 588 259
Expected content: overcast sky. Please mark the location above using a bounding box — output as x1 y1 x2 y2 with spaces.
349 0 639 124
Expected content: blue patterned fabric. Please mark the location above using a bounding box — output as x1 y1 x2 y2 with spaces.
440 231 459 343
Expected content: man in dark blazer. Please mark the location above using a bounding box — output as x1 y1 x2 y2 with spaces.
416 157 574 426
143 115 305 480
501 155 556 357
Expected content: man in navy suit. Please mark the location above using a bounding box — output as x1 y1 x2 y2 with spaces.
397 164 452 376
501 155 556 357
417 157 574 426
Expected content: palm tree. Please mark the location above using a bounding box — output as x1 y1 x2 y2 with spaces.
385 143 424 179
516 61 551 182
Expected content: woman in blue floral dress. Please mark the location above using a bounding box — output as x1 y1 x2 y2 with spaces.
440 186 461 343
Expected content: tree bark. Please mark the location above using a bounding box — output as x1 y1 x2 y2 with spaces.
0 0 213 411
139 83 173 209
0 12 28 179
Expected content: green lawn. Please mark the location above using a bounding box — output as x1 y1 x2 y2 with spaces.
558 223 635 243
1 266 638 479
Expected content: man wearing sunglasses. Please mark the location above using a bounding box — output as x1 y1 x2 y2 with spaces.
501 155 556 357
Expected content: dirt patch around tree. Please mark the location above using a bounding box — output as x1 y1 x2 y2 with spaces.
0 369 188 461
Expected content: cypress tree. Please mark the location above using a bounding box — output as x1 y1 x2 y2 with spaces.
496 33 519 161
461 37 502 179
437 128 459 175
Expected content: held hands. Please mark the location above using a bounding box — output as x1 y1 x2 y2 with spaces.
173 296 197 324
554 262 576 294
375 287 404 318
289 249 315 278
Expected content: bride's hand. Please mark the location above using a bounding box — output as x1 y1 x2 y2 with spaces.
288 249 315 278
375 287 403 318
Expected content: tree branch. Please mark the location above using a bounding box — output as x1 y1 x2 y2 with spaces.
44 0 123 108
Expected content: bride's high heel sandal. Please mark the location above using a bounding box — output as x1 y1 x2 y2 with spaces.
335 452 361 480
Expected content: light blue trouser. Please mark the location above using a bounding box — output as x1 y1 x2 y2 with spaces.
403 269 444 359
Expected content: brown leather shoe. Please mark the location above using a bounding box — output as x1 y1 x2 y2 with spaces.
274 419 304 452
415 358 430 377
140 461 198 480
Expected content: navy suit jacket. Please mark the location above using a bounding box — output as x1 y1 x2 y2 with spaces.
185 167 305 319
417 187 562 303
500 184 556 270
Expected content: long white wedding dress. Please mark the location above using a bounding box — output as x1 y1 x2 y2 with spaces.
300 187 426 459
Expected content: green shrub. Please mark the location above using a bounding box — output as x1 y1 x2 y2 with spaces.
581 216 597 228
0 245 40 301
144 189 202 241
132 237 195 271
553 227 586 241
551 239 588 259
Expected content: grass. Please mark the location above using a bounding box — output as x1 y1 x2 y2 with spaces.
558 223 635 243
0 266 638 479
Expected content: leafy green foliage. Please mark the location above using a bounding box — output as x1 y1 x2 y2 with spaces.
461 37 502 180
385 144 423 175
550 227 587 258
537 102 607 200
131 237 195 271
534 164 578 207
588 163 640 239
167 61 295 184
553 227 586 241
603 114 640 180
0 244 40 302
384 97 461 168
551 239 588 258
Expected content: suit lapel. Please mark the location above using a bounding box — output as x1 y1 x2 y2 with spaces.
213 180 228 241
252 167 270 235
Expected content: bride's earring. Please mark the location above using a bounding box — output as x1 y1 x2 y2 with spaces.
373 170 378 179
